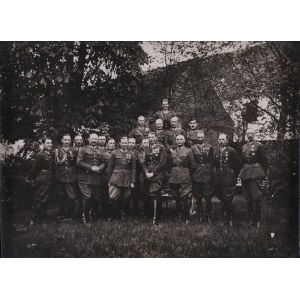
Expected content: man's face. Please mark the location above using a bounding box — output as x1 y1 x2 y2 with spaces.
189 120 197 130
162 101 169 110
120 139 128 150
107 140 115 150
89 134 98 146
171 118 178 128
128 138 136 150
74 136 83 147
176 135 185 146
44 139 53 151
62 135 71 147
155 120 163 130
137 117 145 127
218 134 227 146
142 139 149 149
246 130 255 141
98 136 106 147
148 134 156 144
196 133 205 144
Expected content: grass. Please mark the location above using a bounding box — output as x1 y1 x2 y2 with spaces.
1 196 298 257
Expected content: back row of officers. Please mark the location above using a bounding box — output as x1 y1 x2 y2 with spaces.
31 114 268 228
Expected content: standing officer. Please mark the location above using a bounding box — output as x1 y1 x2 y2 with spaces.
214 133 241 226
30 137 54 224
168 135 196 224
165 117 186 151
54 133 79 221
129 116 150 147
106 137 136 220
239 128 268 228
191 130 214 223
154 119 168 148
150 98 176 130
98 135 107 150
77 133 106 223
74 134 84 153
139 132 167 225
186 119 203 147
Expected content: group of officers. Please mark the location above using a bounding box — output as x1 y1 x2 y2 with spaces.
30 99 268 228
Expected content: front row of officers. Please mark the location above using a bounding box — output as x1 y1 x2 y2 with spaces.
31 118 268 228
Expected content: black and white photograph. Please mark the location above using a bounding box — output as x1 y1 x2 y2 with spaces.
1 40 299 258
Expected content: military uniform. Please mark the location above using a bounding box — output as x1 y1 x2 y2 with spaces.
31 149 54 222
54 147 79 219
214 146 241 223
169 146 196 222
128 126 150 146
239 141 268 225
186 129 203 147
155 129 168 148
150 110 176 130
191 142 214 222
165 128 186 151
106 149 136 218
139 143 167 223
77 145 106 222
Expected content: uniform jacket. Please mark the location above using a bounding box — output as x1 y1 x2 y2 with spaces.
77 145 106 185
150 110 176 129
191 143 214 183
128 126 150 145
165 128 186 151
239 141 268 180
155 129 168 148
106 149 136 187
168 146 196 184
214 146 241 185
54 147 77 183
186 129 203 147
31 149 54 184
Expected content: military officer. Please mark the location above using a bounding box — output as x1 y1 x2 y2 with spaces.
128 116 150 147
155 119 168 148
77 133 106 223
190 130 214 223
98 135 107 150
139 132 167 225
168 135 196 224
239 128 268 228
74 134 84 152
54 133 79 221
165 117 186 151
150 98 176 130
106 137 136 220
214 133 241 226
186 119 203 147
30 137 54 224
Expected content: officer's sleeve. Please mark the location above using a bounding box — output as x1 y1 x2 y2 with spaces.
138 151 149 174
152 146 167 175
130 153 136 184
188 149 196 173
77 148 93 171
98 151 106 173
106 151 116 179
232 149 241 177
30 154 42 181
258 144 268 172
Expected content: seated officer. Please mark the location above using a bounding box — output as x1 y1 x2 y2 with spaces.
168 135 196 224
106 137 136 220
30 137 54 225
77 133 106 223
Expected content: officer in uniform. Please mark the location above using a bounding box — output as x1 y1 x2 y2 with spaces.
150 98 176 130
54 133 79 221
214 133 241 226
128 116 150 147
154 119 168 148
30 137 54 224
77 133 106 223
239 128 268 228
168 135 196 224
106 137 136 220
186 119 203 147
74 134 84 153
98 135 107 150
139 132 167 225
191 130 214 223
165 117 186 152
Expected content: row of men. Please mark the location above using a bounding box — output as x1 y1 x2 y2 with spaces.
30 117 268 228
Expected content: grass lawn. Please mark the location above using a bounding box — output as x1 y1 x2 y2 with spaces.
1 195 298 257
